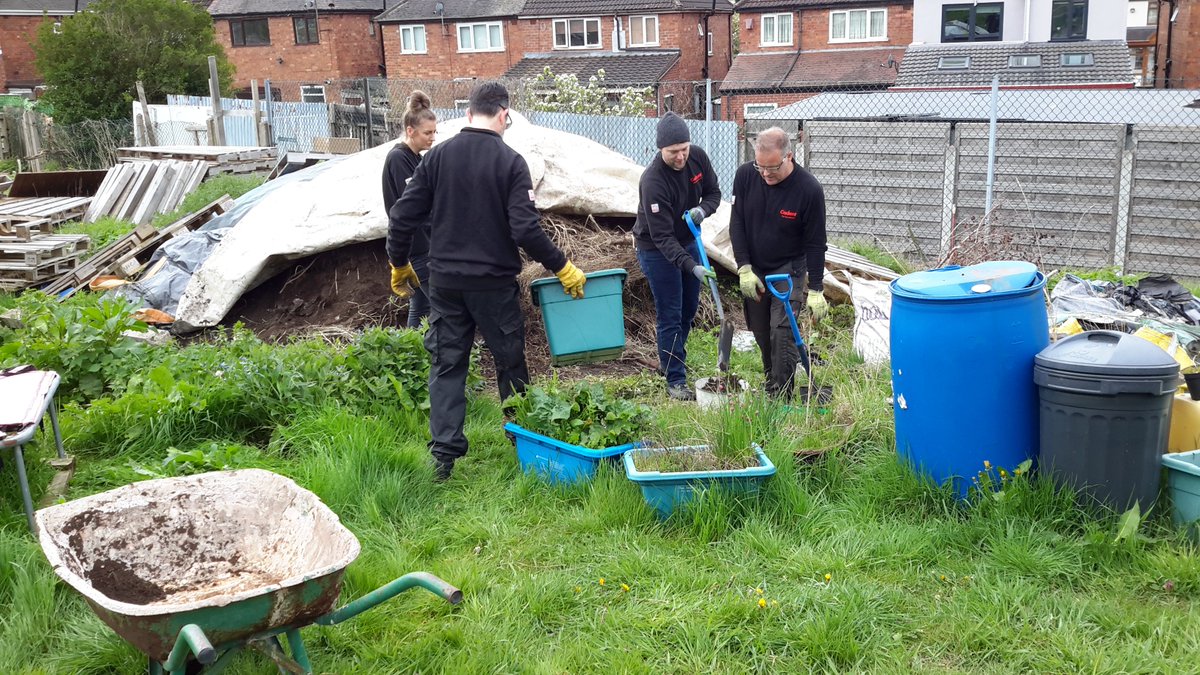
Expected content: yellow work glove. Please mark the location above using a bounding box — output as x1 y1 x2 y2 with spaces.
389 263 420 299
555 260 587 299
807 289 828 321
737 265 764 300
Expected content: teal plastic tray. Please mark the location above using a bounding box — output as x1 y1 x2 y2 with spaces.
531 268 627 366
1163 450 1200 542
623 444 775 518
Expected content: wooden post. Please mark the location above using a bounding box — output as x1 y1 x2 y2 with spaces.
207 55 226 146
363 77 373 149
22 109 43 172
251 79 264 146
136 80 158 146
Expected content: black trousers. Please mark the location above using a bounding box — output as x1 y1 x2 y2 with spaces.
425 283 528 461
743 262 807 398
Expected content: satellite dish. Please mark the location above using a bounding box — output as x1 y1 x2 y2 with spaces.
435 2 444 14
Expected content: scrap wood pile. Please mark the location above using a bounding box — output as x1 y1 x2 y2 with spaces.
117 146 279 176
83 160 210 225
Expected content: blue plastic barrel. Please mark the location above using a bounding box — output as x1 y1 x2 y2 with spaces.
890 261 1048 497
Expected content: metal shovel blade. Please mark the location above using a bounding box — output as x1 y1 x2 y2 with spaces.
717 318 734 372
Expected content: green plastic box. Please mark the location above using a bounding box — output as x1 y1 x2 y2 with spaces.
1162 450 1200 543
531 268 627 366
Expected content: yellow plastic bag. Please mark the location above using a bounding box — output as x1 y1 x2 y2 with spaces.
1133 326 1195 370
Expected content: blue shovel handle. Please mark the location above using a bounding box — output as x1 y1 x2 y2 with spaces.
764 273 804 350
683 212 711 271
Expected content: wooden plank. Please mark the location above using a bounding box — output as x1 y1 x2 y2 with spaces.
131 164 175 225
85 165 135 222
114 164 156 222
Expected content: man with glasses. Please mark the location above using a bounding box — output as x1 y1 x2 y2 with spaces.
632 111 723 401
730 126 828 399
388 81 587 481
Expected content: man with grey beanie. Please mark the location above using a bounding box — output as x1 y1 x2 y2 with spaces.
632 111 722 400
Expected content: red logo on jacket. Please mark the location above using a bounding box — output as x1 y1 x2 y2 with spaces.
780 209 798 220
690 173 703 184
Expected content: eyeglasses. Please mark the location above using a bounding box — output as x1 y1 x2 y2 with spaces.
753 158 787 175
501 106 513 129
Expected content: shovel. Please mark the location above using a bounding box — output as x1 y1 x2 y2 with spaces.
684 212 733 373
764 273 832 406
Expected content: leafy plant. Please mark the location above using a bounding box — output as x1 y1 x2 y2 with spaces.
0 293 147 401
509 378 651 448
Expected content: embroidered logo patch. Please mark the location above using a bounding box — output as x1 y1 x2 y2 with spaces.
528 189 536 201
690 173 703 184
780 209 798 220
650 203 660 213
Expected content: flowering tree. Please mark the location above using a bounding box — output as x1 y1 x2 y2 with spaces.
523 67 652 117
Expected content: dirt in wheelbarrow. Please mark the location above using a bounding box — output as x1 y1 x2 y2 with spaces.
87 557 168 605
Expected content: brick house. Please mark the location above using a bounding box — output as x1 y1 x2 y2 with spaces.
207 0 386 102
720 0 913 126
0 0 96 93
375 0 734 115
1149 0 1199 88
893 0 1135 90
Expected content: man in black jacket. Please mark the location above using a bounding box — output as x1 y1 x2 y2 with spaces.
388 81 587 481
632 112 722 400
730 126 827 399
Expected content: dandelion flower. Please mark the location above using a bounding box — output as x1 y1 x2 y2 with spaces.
1014 468 1023 476
599 577 606 586
755 587 764 595
1000 469 1007 478
771 600 779 607
940 575 947 582
621 583 630 593
574 586 581 594
824 573 832 583
758 598 767 608
983 460 991 470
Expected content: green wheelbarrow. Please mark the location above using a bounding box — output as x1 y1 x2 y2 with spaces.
35 469 461 674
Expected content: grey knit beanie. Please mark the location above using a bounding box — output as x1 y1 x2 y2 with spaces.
656 111 690 148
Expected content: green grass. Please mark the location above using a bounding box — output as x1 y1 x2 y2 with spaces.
2 300 1200 673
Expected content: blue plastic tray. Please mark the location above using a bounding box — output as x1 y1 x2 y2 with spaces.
505 422 641 485
622 444 776 518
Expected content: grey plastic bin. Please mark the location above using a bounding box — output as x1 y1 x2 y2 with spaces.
1034 330 1179 511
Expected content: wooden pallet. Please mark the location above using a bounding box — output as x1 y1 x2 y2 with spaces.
0 250 85 280
0 234 90 266
0 214 53 241
117 145 278 177
0 196 92 227
83 160 209 225
43 195 233 298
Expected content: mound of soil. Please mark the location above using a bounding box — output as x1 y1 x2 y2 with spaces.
215 215 742 379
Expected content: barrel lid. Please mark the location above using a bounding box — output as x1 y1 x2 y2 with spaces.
894 261 1040 299
1034 330 1181 378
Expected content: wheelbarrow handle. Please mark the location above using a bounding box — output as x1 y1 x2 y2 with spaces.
162 624 216 672
315 572 463 626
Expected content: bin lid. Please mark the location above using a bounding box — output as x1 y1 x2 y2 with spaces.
894 261 1040 299
1034 330 1181 378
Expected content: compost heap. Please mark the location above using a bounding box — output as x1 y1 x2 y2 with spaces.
219 212 729 375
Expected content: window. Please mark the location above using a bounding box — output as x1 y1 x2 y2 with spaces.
937 55 971 69
554 18 600 49
230 18 270 47
942 3 1003 42
300 85 326 103
1051 0 1088 41
400 25 426 53
744 103 777 117
1060 52 1094 66
628 15 658 46
294 16 318 45
760 13 793 46
707 31 713 56
457 21 503 52
1008 54 1041 67
830 9 887 42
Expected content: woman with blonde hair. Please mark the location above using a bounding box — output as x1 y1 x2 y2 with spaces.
383 90 437 327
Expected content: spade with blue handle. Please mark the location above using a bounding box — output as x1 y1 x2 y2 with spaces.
684 211 732 373
764 274 812 381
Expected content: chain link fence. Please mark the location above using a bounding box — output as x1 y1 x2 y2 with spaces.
6 74 1200 279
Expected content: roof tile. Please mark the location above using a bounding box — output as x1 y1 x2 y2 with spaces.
504 49 680 86
893 40 1135 88
721 47 901 90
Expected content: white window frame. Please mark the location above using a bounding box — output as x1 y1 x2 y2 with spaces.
399 24 426 54
300 85 327 103
759 13 793 47
454 99 470 111
707 31 714 56
456 21 504 52
937 55 971 69
744 103 778 118
628 14 659 46
1008 54 1041 67
829 8 888 43
553 17 601 49
1060 52 1095 66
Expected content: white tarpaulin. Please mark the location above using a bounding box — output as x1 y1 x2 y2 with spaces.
170 112 649 331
